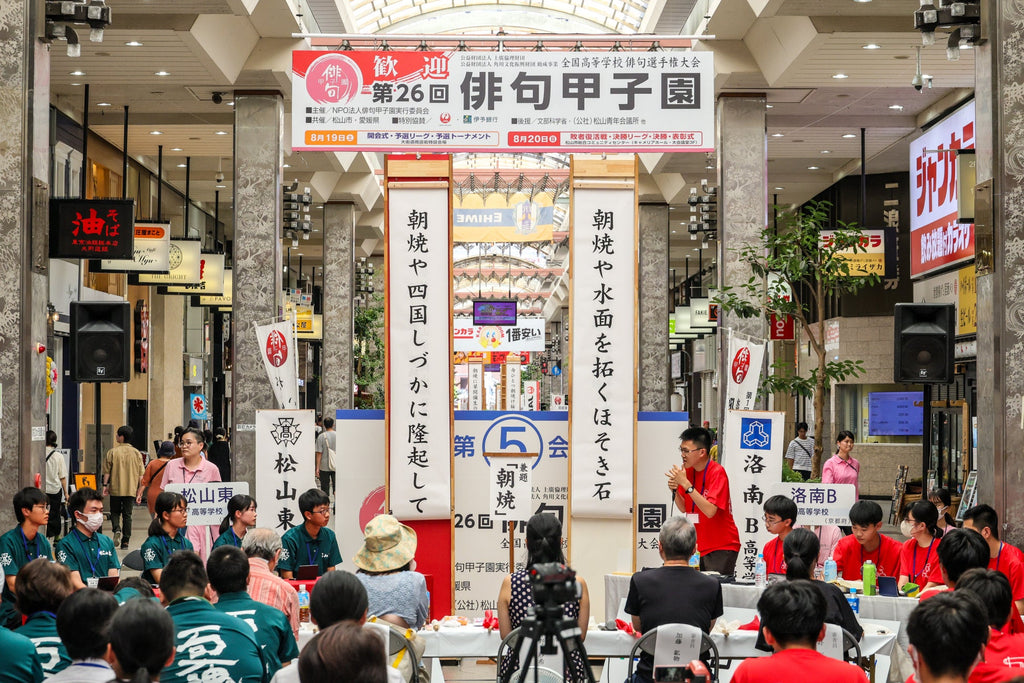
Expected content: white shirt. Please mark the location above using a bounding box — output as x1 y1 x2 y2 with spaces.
45 448 68 496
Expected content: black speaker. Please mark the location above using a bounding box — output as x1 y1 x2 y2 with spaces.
71 302 131 382
893 303 955 383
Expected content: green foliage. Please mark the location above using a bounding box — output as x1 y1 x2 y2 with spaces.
781 462 805 483
353 292 386 409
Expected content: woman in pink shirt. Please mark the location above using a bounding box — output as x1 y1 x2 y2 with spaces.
822 430 860 498
160 427 222 561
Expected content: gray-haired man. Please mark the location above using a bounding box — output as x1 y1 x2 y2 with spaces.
242 528 300 638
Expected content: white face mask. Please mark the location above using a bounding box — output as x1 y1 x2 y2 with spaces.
77 511 103 533
900 520 915 537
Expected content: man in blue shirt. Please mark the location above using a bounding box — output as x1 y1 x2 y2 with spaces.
207 546 298 677
161 550 266 683
0 488 53 628
277 489 342 579
55 488 120 589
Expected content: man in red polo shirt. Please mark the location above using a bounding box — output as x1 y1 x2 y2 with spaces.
907 591 990 683
956 569 1024 679
962 504 1024 616
667 426 740 574
831 500 902 580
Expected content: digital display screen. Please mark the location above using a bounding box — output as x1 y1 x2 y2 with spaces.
868 392 924 436
473 300 517 326
671 351 682 379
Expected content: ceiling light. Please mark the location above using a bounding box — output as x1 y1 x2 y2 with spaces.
863 43 882 50
70 70 85 76
177 164 187 168
215 131 227 135
283 164 291 168
70 83 80 86
97 102 111 107
889 104 904 110
226 101 235 106
766 104 774 109
854 0 872 3
808 166 820 170
171 147 183 151
216 183 226 189
771 133 784 138
832 73 849 79
125 41 143 46
150 130 162 135
774 187 784 190
155 71 170 76
842 133 857 138
821 150 831 154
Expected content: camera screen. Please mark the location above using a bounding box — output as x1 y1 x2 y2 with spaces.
654 666 687 682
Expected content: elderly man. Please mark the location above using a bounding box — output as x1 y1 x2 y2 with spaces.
242 527 300 639
624 517 723 683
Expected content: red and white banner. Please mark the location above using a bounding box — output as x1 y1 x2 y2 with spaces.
386 184 453 519
523 380 540 410
569 186 636 518
820 229 886 276
254 319 299 409
454 317 545 352
291 50 714 153
909 99 975 278
725 331 765 411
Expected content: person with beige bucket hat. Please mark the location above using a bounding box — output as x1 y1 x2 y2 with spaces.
355 515 430 630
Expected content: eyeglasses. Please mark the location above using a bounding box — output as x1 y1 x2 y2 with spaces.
679 446 705 454
311 507 331 517
762 515 782 527
180 440 200 446
171 506 188 514
32 503 50 511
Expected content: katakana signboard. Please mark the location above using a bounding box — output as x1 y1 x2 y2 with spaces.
292 50 714 153
50 198 135 259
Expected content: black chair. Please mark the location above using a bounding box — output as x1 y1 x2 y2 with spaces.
121 549 144 572
626 624 719 683
377 622 421 683
496 627 565 683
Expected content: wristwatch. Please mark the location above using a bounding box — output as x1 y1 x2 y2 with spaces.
685 485 695 494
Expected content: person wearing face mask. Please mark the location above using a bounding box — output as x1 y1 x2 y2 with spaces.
55 487 121 590
899 500 945 590
929 488 957 535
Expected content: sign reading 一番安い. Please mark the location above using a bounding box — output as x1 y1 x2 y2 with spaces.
291 51 714 153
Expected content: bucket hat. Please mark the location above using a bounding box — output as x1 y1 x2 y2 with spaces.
352 515 417 572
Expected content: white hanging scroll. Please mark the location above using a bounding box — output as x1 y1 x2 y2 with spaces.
255 410 315 534
254 318 299 409
725 331 766 411
488 456 533 524
569 175 637 518
468 361 485 411
504 361 522 411
386 181 453 519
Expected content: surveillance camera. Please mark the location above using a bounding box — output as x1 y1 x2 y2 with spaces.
215 171 224 183
912 73 924 91
212 92 223 105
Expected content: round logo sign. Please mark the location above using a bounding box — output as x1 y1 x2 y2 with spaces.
731 347 750 384
305 53 362 104
265 330 289 368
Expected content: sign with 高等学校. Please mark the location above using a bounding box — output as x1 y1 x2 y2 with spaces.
164 482 250 526
768 483 856 527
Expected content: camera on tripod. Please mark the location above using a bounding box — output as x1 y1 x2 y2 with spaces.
654 661 711 682
528 562 581 608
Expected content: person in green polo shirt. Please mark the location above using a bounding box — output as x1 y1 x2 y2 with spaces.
278 489 342 579
213 495 258 550
0 623 43 683
14 559 73 677
161 550 267 683
208 546 298 677
140 492 193 585
55 487 120 589
0 487 54 629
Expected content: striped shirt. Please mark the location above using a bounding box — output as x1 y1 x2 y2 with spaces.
247 557 300 639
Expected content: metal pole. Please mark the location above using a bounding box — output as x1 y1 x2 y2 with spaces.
121 105 129 199
156 145 163 220
81 84 89 198
185 156 191 235
94 384 102 482
860 127 867 228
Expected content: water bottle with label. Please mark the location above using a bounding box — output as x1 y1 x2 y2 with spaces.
846 587 860 614
298 583 311 624
755 553 767 590
862 560 877 596
824 556 838 583
689 551 700 569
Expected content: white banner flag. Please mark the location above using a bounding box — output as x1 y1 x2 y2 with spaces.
726 410 785 581
523 381 540 411
254 319 299 409
570 186 636 518
386 186 453 519
255 410 316 534
468 362 485 411
725 332 766 411
504 363 522 411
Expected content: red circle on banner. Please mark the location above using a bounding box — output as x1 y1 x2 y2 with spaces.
265 330 289 367
732 347 751 384
305 53 361 104
360 486 387 531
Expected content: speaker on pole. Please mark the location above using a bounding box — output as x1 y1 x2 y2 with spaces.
71 301 131 383
893 303 955 384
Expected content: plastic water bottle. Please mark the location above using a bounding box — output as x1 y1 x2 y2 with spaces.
846 587 860 614
862 560 877 596
689 551 700 569
298 583 311 624
755 553 767 590
824 556 838 583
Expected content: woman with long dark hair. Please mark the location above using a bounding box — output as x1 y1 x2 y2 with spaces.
496 513 590 682
140 492 192 584
213 495 257 549
899 500 944 590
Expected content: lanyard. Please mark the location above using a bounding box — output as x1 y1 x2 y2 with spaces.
20 528 40 561
306 540 319 566
773 538 785 573
996 542 1004 569
161 533 182 558
688 467 708 514
913 541 934 581
230 528 241 547
181 463 200 484
74 529 100 577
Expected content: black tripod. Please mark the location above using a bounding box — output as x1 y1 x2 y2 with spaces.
511 601 596 683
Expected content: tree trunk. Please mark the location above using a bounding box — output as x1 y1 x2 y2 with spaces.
812 353 827 478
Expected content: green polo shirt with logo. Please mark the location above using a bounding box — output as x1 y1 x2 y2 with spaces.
140 532 194 584
214 591 298 676
0 527 52 627
278 524 342 576
55 528 121 581
164 597 266 683
15 612 70 677
212 528 243 549
0 625 44 683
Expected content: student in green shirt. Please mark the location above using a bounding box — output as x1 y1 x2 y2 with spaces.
0 488 54 629
55 488 120 589
107 597 175 683
161 550 267 683
0 624 43 683
278 489 342 579
140 492 193 584
14 559 73 677
208 546 298 677
213 495 257 549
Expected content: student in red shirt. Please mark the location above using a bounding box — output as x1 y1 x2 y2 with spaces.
906 591 990 683
917 529 989 601
962 504 1024 616
762 495 796 575
667 426 740 575
900 500 945 590
731 581 868 683
956 569 1024 679
832 500 903 580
